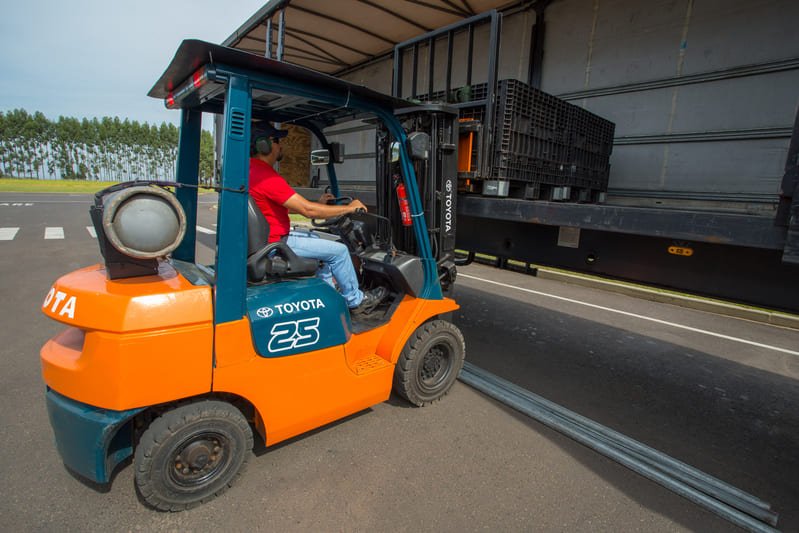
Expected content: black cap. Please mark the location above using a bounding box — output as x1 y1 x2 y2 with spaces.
252 122 289 140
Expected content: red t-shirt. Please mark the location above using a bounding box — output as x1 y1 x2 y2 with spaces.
249 158 296 242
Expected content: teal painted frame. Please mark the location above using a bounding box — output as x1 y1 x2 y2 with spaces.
174 62 445 325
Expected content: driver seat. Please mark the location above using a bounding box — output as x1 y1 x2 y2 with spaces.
246 196 320 282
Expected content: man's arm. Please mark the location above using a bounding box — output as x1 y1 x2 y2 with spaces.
283 193 366 219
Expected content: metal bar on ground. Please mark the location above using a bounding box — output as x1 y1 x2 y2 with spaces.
459 363 779 532
469 363 774 514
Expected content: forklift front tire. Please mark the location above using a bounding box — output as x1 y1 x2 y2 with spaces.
394 320 466 406
134 400 253 511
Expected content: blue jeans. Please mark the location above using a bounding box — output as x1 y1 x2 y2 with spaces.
286 230 364 308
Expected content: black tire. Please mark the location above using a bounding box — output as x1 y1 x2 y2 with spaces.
134 400 253 511
393 320 466 406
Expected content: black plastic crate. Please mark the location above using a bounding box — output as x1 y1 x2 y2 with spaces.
458 106 485 122
491 156 572 184
569 105 615 157
489 79 614 192
496 80 571 138
432 78 614 195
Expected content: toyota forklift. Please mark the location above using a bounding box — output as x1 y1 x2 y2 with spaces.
40 40 464 510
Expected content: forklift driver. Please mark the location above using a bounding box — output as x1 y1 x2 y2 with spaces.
248 123 388 315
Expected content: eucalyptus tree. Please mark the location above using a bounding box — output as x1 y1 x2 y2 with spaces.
0 108 217 182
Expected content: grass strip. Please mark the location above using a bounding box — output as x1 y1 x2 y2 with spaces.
0 178 121 193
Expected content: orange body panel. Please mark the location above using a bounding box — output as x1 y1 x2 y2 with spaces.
40 263 212 332
40 263 214 410
41 260 459 446
213 319 391 445
376 296 458 364
213 296 458 446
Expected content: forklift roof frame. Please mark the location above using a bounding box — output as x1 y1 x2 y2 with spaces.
149 40 442 324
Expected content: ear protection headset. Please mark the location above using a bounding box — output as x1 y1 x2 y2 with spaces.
251 134 273 156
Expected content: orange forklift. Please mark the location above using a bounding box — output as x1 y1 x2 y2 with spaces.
40 40 464 510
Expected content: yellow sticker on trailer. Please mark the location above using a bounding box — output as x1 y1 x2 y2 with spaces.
668 246 694 257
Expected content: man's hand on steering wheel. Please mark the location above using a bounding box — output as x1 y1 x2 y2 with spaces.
311 198 367 227
348 199 367 213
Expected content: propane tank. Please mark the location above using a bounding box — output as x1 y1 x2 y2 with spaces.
101 185 186 259
396 181 412 227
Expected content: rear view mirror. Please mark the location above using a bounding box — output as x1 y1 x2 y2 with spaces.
310 142 345 165
310 150 330 166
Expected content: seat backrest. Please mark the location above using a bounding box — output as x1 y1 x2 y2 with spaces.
246 196 269 257
245 195 319 283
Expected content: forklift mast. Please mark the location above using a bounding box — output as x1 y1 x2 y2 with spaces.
376 104 459 293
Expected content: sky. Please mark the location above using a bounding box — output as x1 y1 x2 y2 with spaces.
0 0 267 127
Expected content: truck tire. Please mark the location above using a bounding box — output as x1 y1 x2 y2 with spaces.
134 400 253 511
393 320 466 406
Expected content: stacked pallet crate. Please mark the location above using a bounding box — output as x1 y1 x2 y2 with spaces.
419 79 615 202
490 79 614 201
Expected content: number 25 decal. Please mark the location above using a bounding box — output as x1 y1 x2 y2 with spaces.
268 318 321 353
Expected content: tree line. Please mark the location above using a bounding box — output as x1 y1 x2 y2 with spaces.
0 109 215 183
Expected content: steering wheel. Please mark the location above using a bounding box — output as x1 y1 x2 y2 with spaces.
312 195 360 227
325 196 353 205
311 207 365 228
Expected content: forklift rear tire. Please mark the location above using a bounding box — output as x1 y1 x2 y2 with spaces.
393 320 465 406
134 400 253 511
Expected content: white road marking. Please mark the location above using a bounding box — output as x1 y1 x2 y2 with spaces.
44 227 65 240
86 226 97 238
460 273 799 358
196 225 216 234
0 227 20 240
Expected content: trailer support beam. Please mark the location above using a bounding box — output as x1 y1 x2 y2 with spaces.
777 104 799 264
528 1 550 88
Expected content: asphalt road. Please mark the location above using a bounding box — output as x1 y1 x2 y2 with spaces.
1 192 797 532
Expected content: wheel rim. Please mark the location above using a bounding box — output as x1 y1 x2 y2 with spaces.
418 341 453 393
168 431 231 488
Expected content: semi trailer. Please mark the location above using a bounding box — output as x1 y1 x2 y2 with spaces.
225 0 799 312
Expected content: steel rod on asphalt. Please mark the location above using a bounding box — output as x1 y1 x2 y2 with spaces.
578 419 779 526
465 362 773 513
464 364 779 526
459 365 779 533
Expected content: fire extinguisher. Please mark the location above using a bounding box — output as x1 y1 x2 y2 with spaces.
395 179 413 227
